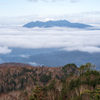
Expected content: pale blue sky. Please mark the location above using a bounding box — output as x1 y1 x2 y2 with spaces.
0 0 100 17
0 0 100 25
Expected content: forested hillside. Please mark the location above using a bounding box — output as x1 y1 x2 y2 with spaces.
0 63 100 100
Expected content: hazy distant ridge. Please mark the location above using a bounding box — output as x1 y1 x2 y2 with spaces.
23 20 92 28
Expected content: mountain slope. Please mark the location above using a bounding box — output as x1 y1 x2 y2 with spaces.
0 63 78 94
23 20 92 28
0 63 100 100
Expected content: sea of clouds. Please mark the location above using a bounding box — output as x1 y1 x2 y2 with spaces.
0 25 100 54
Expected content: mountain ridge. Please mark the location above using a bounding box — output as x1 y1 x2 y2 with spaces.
23 20 92 28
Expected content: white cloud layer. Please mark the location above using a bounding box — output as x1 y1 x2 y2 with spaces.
0 46 12 54
29 62 40 66
20 55 30 58
0 11 100 26
0 25 100 54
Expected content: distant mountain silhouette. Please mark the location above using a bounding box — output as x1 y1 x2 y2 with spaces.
23 20 92 28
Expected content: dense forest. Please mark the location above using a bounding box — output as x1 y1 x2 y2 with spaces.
30 63 100 100
0 63 100 100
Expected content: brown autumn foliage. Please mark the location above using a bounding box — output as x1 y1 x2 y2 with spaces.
0 63 78 100
0 62 99 100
